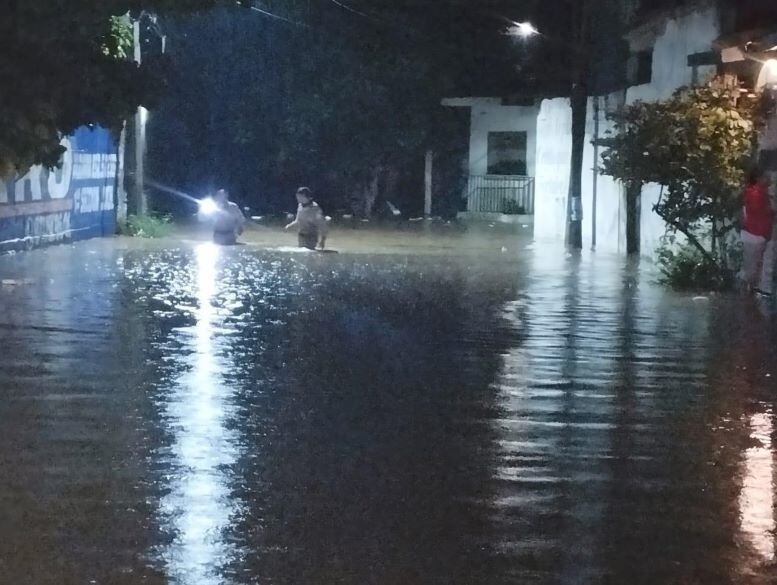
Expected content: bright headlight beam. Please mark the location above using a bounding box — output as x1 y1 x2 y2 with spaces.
506 21 539 38
199 197 219 216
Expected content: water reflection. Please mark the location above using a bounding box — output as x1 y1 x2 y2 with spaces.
493 249 627 581
739 409 775 562
3 234 777 584
159 243 239 584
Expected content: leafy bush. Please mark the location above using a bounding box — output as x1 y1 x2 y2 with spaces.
600 79 772 287
655 238 734 291
120 213 173 239
502 200 526 215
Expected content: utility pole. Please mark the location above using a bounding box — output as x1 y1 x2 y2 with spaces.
424 150 434 216
132 17 147 216
591 95 600 250
565 0 592 250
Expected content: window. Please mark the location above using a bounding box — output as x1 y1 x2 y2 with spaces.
487 132 527 176
629 50 653 86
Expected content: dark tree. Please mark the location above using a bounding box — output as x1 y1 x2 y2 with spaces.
0 0 240 177
147 1 520 216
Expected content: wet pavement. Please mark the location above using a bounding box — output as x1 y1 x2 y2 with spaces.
0 225 776 584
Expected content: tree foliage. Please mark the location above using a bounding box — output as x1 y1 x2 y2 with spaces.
0 0 238 177
600 80 765 280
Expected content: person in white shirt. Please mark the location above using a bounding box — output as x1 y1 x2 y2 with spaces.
199 188 246 245
285 187 328 250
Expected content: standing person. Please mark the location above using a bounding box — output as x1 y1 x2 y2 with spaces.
285 187 328 250
199 188 246 245
741 169 774 292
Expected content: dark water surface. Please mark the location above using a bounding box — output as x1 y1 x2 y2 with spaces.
0 232 775 584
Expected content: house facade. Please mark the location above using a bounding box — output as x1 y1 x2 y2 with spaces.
442 98 539 218
448 0 777 255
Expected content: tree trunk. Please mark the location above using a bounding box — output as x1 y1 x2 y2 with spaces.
566 0 591 250
567 80 587 249
626 182 641 254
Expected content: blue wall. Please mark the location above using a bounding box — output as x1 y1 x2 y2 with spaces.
0 126 118 253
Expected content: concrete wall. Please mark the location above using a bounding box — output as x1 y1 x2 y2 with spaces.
0 127 118 253
534 3 722 256
534 95 626 252
626 4 720 255
467 99 538 178
534 98 572 242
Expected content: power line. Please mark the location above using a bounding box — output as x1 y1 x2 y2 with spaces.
248 4 309 28
327 0 371 19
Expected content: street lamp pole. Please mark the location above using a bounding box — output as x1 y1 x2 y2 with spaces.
506 6 591 250
133 17 147 216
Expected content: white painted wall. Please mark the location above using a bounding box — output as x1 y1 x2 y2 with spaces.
626 4 720 255
534 95 626 252
535 3 722 256
581 97 627 254
467 99 538 177
534 98 572 242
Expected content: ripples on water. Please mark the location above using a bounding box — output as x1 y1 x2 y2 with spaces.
0 237 775 584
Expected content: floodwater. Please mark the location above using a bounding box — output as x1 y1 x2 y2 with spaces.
0 225 775 585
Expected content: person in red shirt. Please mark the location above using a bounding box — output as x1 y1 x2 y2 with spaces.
741 169 774 292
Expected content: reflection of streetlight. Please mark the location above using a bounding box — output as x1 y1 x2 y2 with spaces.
506 21 539 39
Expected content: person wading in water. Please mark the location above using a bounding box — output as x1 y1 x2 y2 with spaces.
285 187 328 250
200 188 246 246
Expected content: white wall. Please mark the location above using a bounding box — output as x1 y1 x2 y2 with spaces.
534 98 572 242
467 99 538 177
535 3 722 256
626 4 720 255
581 97 627 254
534 95 626 252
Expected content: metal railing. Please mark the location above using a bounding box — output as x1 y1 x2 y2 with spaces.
466 175 535 215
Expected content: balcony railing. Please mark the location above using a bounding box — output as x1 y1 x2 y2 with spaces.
466 175 535 215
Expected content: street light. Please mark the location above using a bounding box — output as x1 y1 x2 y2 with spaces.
506 21 539 39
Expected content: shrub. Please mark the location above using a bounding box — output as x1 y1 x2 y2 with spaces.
600 78 773 288
119 213 173 239
655 237 735 291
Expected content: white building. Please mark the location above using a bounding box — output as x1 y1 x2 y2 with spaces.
447 0 777 256
441 98 539 219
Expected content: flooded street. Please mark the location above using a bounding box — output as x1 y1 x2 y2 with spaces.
0 226 776 584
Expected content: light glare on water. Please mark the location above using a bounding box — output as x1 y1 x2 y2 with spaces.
159 243 240 584
0 227 776 585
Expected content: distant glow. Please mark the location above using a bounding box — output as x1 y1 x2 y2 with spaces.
757 59 777 90
507 21 539 38
199 197 219 216
765 59 777 76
